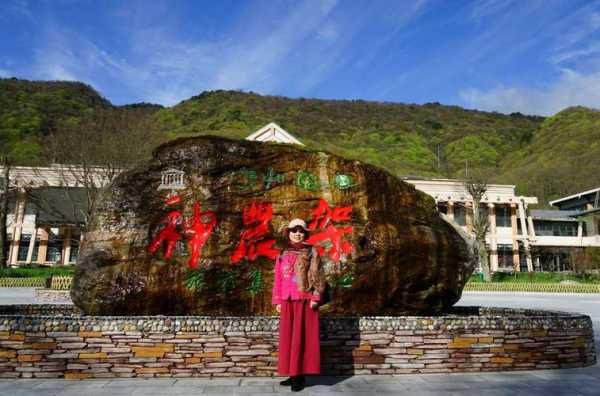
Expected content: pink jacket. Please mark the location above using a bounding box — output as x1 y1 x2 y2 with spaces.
272 250 320 304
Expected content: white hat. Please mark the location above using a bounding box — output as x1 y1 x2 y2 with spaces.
287 218 308 231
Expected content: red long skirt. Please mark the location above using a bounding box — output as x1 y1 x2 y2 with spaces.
278 299 321 376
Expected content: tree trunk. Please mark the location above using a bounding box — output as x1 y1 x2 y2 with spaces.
0 160 9 268
478 240 492 282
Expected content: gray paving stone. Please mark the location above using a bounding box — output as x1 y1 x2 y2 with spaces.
411 374 490 383
33 379 111 389
106 379 177 387
511 386 586 396
2 389 56 396
202 385 241 394
176 378 241 386
240 378 282 385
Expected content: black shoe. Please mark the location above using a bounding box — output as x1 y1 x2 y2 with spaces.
291 375 305 392
279 377 292 386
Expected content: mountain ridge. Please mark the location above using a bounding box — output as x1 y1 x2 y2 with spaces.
3 78 599 206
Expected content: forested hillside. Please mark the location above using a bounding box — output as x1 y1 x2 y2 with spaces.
3 78 599 206
496 106 600 205
0 79 111 162
157 90 543 177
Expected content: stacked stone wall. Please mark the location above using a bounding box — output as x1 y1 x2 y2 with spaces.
0 306 595 378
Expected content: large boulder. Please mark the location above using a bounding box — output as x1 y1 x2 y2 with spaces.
72 136 476 315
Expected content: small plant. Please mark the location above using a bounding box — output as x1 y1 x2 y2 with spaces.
247 268 263 295
217 270 236 293
337 270 354 288
184 269 208 292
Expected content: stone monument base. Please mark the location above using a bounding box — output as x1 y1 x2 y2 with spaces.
0 305 594 378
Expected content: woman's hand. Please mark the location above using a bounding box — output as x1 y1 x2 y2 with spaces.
276 304 281 313
310 301 319 310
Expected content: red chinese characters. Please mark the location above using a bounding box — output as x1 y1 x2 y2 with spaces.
306 198 354 263
148 196 184 260
183 202 217 269
231 201 280 264
148 196 216 268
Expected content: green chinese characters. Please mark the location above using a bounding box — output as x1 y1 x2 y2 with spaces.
333 173 357 190
296 170 320 191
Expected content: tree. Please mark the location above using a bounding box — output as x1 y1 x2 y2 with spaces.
465 174 491 282
0 156 11 268
30 107 167 233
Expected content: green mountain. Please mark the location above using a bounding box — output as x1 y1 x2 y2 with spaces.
156 90 543 177
4 78 599 206
496 106 600 205
0 78 112 162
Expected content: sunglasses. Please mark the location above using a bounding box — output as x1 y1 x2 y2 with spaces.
289 226 306 233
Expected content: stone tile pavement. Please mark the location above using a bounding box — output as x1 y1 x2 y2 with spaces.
2 365 600 396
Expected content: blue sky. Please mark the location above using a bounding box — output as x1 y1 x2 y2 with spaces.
1 0 600 115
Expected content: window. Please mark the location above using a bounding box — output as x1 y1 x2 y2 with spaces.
47 232 63 263
69 231 80 263
454 205 466 226
498 244 514 269
496 205 511 227
17 234 31 262
558 223 577 236
437 203 447 214
533 221 578 236
31 236 40 262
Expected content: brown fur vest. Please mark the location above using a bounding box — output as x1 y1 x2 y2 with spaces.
287 246 326 296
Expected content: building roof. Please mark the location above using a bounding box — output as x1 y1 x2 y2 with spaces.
530 209 579 221
570 207 600 217
245 122 304 145
0 164 112 188
405 178 538 205
26 187 88 227
549 187 600 206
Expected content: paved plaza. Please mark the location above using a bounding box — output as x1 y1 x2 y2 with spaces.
0 290 599 395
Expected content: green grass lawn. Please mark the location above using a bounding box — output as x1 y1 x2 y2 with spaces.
469 272 600 284
0 266 75 278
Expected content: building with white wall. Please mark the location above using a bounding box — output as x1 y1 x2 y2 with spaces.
405 178 538 272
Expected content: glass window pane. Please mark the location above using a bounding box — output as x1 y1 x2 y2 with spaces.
31 236 40 262
498 244 514 268
497 206 511 227
454 205 466 226
69 232 80 263
17 234 31 262
47 233 63 263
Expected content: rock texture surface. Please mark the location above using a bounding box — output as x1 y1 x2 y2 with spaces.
72 136 476 315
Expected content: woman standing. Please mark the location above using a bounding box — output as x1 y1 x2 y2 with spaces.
272 218 326 392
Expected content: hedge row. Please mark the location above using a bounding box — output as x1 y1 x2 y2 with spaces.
464 282 600 293
0 266 75 278
0 278 46 288
469 272 600 284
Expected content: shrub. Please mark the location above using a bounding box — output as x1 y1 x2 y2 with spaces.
0 266 75 278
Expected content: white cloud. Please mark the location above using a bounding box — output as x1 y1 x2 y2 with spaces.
549 42 600 64
0 0 33 22
30 27 132 97
24 0 348 105
0 68 12 78
470 0 516 21
316 25 339 44
460 68 600 115
210 0 338 93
